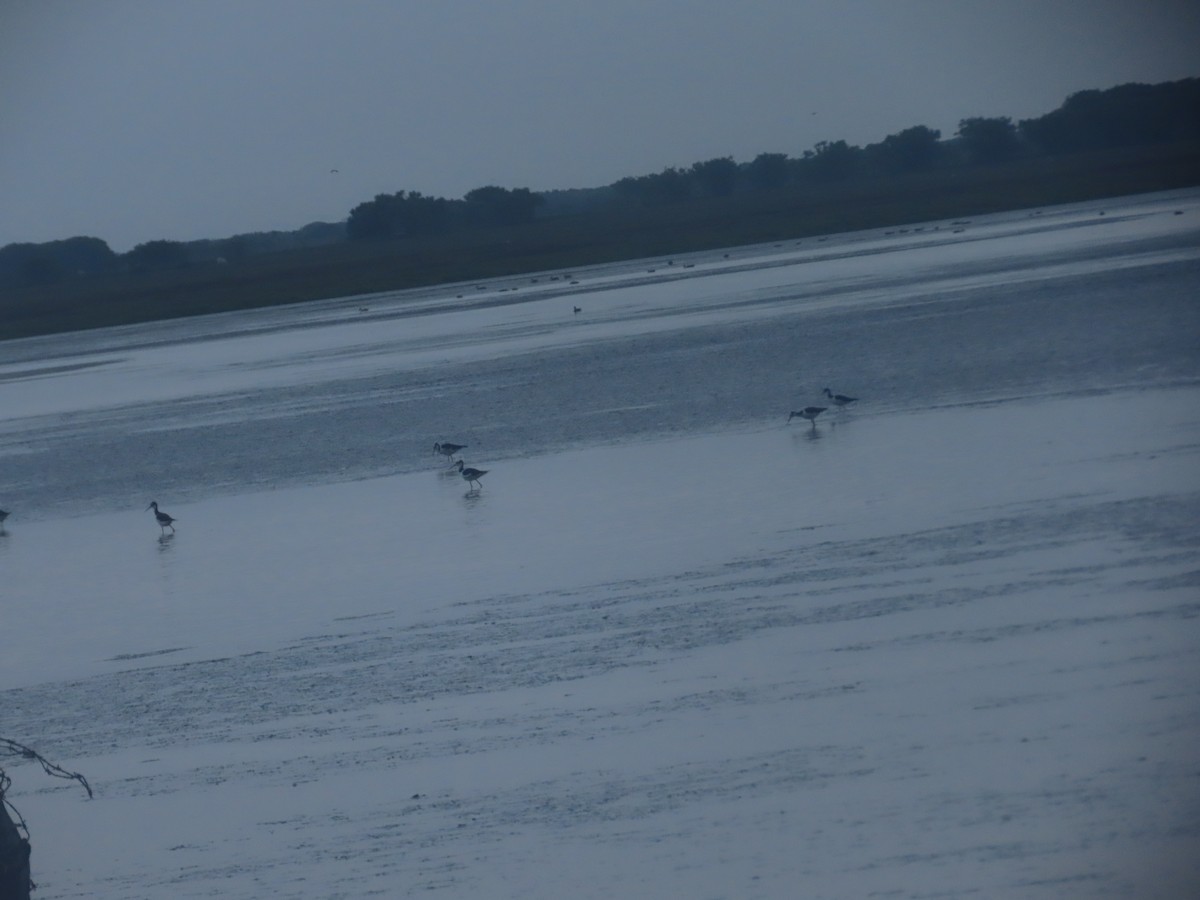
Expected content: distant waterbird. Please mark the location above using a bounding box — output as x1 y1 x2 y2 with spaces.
0 508 8 530
146 501 176 533
455 460 488 491
434 442 466 463
822 388 859 407
788 407 828 427
573 306 582 314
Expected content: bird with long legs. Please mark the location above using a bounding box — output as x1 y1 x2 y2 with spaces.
454 460 488 491
146 501 176 534
0 508 8 532
788 406 827 428
433 442 466 464
822 387 858 408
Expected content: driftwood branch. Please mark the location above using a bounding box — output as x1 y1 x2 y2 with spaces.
0 738 92 801
1 738 93 899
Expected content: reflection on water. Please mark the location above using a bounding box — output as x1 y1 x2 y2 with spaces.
460 489 487 507
787 421 826 443
154 532 179 605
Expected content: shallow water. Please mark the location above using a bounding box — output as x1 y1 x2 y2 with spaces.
2 189 1198 520
2 189 1199 898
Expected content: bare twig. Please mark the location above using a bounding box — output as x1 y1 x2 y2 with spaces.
0 738 93 800
0 739 83 898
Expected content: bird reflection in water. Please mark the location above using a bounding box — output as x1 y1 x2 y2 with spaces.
461 488 487 507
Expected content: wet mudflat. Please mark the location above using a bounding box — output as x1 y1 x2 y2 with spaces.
1 189 1198 898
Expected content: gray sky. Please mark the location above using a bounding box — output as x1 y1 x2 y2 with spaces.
3 0 1198 252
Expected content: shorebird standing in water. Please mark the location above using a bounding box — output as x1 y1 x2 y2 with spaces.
0 508 8 531
146 501 176 534
788 407 828 428
455 460 488 491
434 442 466 464
822 388 859 407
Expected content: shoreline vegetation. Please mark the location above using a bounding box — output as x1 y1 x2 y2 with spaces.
3 75 1199 342
4 142 1195 343
2 141 1198 342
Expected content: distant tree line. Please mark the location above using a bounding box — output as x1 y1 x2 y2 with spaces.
0 222 345 290
345 185 542 240
2 78 1197 292
609 78 1200 205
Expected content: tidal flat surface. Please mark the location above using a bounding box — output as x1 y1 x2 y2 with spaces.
2 189 1199 898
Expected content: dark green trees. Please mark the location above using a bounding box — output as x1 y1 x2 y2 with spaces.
745 152 791 190
0 236 117 289
124 239 190 271
462 186 542 226
869 126 943 174
1019 79 1200 153
613 167 693 205
799 140 861 181
346 187 541 239
957 117 1022 165
690 157 739 197
346 191 451 240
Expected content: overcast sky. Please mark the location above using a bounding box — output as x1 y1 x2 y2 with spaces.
3 1 1198 252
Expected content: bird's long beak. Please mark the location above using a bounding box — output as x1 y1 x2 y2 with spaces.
145 503 153 510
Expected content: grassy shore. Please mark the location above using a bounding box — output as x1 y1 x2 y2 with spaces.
3 141 1198 341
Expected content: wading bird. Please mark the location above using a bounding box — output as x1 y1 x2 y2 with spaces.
822 388 859 407
434 442 466 463
788 407 827 427
0 508 8 530
455 460 488 491
146 501 176 533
